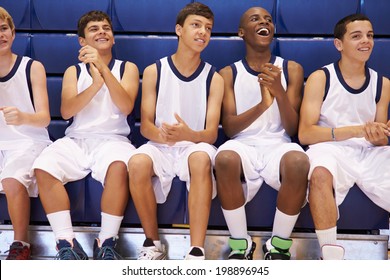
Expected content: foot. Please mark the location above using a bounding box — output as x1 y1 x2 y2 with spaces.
138 238 167 260
93 237 123 260
6 241 31 260
263 236 292 260
228 237 256 260
321 244 345 260
55 238 88 260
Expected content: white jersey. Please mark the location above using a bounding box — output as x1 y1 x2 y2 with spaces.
152 56 216 147
0 56 51 150
231 56 290 145
316 62 382 148
65 59 131 141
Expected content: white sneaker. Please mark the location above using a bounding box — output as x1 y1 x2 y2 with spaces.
138 238 167 260
321 244 345 260
185 246 205 260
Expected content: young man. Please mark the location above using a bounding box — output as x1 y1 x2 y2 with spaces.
128 2 224 260
33 10 139 260
299 14 390 260
214 7 309 260
0 7 52 260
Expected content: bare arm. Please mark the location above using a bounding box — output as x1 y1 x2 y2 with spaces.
220 65 272 138
1 61 50 127
259 61 304 136
298 70 367 145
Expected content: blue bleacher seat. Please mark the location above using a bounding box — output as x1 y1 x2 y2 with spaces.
12 33 31 57
276 0 360 35
276 38 340 79
47 77 63 118
368 39 390 79
31 0 111 30
31 34 80 75
114 35 177 74
0 0 30 30
111 0 190 33
362 0 390 36
201 0 275 34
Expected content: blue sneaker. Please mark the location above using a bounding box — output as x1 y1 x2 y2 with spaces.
55 239 88 260
93 237 123 260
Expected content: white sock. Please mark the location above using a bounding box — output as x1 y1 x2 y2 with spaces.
98 212 123 243
222 205 250 241
46 210 75 242
14 240 30 248
315 226 337 248
266 208 299 249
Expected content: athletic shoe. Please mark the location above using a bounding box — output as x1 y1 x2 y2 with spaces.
184 246 205 260
262 236 292 260
228 237 256 260
138 238 167 260
93 237 123 260
321 244 345 260
55 238 88 260
6 241 31 260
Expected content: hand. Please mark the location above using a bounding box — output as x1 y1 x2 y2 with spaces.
259 83 274 108
89 62 104 87
160 113 191 144
78 45 104 72
363 121 390 144
0 106 25 125
258 63 284 98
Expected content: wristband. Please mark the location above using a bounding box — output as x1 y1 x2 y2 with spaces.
331 127 336 141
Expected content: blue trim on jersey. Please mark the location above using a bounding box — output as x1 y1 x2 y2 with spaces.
167 56 206 82
26 59 34 109
120 61 126 80
76 64 81 79
334 61 371 94
0 55 23 82
375 74 383 103
282 59 289 86
231 63 238 87
322 67 330 101
156 59 162 97
206 66 216 99
242 58 260 76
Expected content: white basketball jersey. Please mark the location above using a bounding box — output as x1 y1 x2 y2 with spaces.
318 62 381 147
0 56 51 150
65 59 131 141
153 56 215 146
231 56 291 145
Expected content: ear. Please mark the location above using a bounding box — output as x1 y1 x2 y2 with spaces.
238 28 244 38
175 24 182 37
78 37 87 47
334 38 343 51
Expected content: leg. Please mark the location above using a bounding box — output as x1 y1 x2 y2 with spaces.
187 151 213 248
214 150 255 259
2 178 30 243
128 154 159 240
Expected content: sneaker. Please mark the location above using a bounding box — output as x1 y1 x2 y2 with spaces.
263 236 292 260
138 238 167 260
185 246 205 260
321 244 345 260
228 237 256 260
6 241 31 260
55 238 88 260
93 237 123 260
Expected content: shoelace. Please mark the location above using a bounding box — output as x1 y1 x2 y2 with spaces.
6 244 30 260
55 247 82 260
138 246 160 260
97 246 122 260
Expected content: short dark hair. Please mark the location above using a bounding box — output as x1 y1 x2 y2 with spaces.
334 14 372 40
77 10 112 37
176 2 214 27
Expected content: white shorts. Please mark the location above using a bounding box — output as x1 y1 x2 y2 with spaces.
32 137 135 186
214 139 304 203
129 142 217 203
306 142 390 212
1 142 50 197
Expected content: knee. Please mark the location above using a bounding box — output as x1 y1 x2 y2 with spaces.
188 151 211 175
128 154 153 188
214 150 240 174
282 151 310 175
107 161 128 177
1 178 26 198
310 167 333 192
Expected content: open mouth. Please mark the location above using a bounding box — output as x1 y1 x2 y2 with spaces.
257 28 270 36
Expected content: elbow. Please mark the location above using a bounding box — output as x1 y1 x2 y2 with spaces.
298 129 309 146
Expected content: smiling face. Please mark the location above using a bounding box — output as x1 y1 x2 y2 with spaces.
78 19 114 50
176 14 213 53
334 20 374 63
238 7 274 48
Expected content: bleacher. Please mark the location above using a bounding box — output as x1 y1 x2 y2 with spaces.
0 0 389 260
